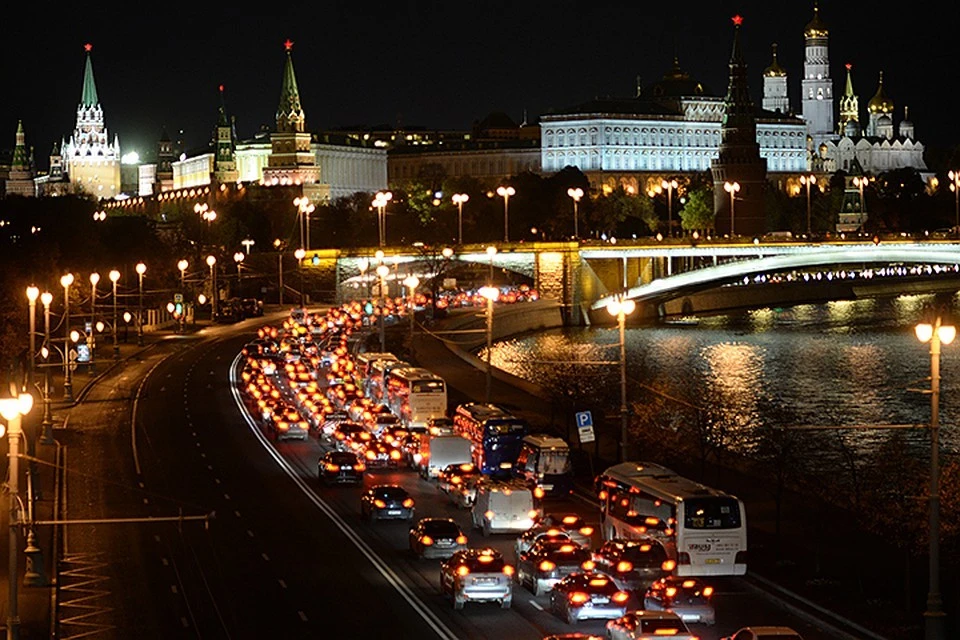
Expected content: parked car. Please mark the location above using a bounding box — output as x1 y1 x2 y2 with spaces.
720 628 804 640
318 450 364 485
439 548 514 610
360 484 415 522
408 517 468 560
240 298 264 318
548 571 630 624
606 610 699 639
643 576 716 626
214 299 242 323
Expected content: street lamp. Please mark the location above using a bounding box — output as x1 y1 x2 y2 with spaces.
0 391 35 640
60 273 74 401
373 191 393 247
273 239 285 306
496 185 515 243
723 181 740 238
852 176 869 232
403 275 420 345
606 296 637 462
39 292 54 442
661 179 678 237
479 285 500 403
241 238 256 254
486 245 497 281
358 258 370 302
233 251 245 295
452 193 469 245
108 270 120 358
948 171 960 238
26 287 39 391
206 255 218 319
376 264 390 351
915 314 956 640
294 248 306 309
89 272 100 370
567 187 584 240
294 196 315 250
135 262 147 346
800 174 817 237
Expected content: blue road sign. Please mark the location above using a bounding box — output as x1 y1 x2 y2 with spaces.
576 411 593 428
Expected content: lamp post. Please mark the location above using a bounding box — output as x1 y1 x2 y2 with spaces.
294 196 315 251
479 285 500 403
60 273 74 401
915 314 956 640
206 255 218 319
403 275 420 345
723 181 740 238
661 179 678 237
606 296 637 462
373 191 393 247
852 176 869 232
39 292 54 443
88 272 100 370
273 239 285 306
800 174 816 237
108 270 120 358
241 238 255 254
233 251 245 296
358 258 369 303
567 187 584 240
135 262 146 346
452 193 469 245
375 264 390 351
294 248 306 309
496 185 515 243
486 245 497 281
26 287 39 391
177 260 188 333
948 171 960 238
1 391 35 640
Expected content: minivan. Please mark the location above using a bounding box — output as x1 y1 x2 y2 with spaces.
471 478 542 536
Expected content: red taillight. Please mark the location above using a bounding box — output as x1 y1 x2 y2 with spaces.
581 560 595 571
456 565 470 576
539 560 556 572
374 499 386 508
402 498 414 508
579 526 594 536
502 565 514 576
598 490 608 500
702 586 714 597
324 463 339 472
662 560 677 571
484 510 495 520
533 487 545 499
390 449 402 460
569 592 589 604
353 462 365 472
612 591 630 603
365 450 376 460
665 586 677 597
455 535 467 545
616 561 633 573
652 630 679 636
421 535 433 546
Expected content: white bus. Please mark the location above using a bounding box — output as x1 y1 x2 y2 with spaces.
595 462 747 577
355 352 397 392
385 366 448 430
365 356 407 402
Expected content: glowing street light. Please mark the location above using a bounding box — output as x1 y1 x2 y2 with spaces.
294 196 316 250
206 255 218 318
109 270 120 358
403 275 420 344
800 174 817 237
89 272 100 370
294 248 306 309
373 191 393 247
60 273 75 401
606 296 637 462
233 251 245 285
567 187 584 240
723 181 740 237
496 186 515 243
486 245 497 281
915 313 956 640
39 291 54 440
241 238 256 254
376 264 390 351
135 262 147 346
452 193 469 245
661 179 678 237
948 171 960 238
479 285 500 403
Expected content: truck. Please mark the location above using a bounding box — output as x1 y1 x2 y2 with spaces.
414 434 473 480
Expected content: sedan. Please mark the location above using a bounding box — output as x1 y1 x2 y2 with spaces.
331 421 369 452
549 571 630 624
266 405 309 441
439 548 514 610
517 539 593 596
591 537 673 592
606 610 699 640
437 462 480 496
644 576 716 626
361 485 415 522
318 451 365 486
720 628 804 640
535 513 595 548
515 527 574 558
360 439 404 468
409 517 468 560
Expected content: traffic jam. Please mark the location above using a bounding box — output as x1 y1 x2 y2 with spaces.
235 301 802 640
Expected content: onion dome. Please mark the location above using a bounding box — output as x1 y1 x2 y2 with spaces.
804 3 828 38
763 43 786 77
648 56 708 97
868 71 894 114
844 119 861 138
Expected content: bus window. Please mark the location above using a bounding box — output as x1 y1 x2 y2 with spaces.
683 497 742 530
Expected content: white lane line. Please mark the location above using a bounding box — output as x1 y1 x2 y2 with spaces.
234 510 241 518
298 611 308 622
247 530 254 538
529 600 543 611
131 355 175 476
181 617 189 628
278 579 287 589
262 553 270 561
229 354 460 640
171 585 178 594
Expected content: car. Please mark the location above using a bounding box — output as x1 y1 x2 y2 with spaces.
644 576 716 626
540 635 603 640
449 474 481 510
318 410 350 439
439 547 514 610
516 538 594 596
360 438 404 468
409 518 467 560
591 538 674 592
606 610 699 639
318 451 365 485
514 526 574 558
534 513 595 548
360 484 415 522
720 628 804 640
331 421 369 451
265 404 310 441
380 424 412 451
548 571 630 624
367 411 402 437
240 298 264 318
408 517 469 560
426 416 455 436
437 462 480 496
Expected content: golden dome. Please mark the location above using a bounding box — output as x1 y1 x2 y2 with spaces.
868 71 894 114
804 4 828 38
763 43 786 77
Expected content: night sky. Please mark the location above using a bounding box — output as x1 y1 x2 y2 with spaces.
2 1 956 168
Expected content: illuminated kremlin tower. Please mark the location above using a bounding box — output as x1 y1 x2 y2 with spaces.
262 39 323 198
711 15 767 237
61 44 121 199
213 85 239 185
6 120 36 197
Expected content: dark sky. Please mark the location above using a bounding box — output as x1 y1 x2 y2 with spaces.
3 1 956 167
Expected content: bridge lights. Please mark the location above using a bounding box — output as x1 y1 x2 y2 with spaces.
496 186 515 243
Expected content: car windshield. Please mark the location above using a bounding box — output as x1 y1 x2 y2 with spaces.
549 515 583 529
570 574 617 594
620 542 668 565
641 619 690 634
423 520 461 537
327 452 357 464
466 553 506 572
374 486 407 499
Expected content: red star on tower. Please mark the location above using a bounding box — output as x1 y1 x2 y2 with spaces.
731 14 743 26
845 63 852 70
284 39 294 51
84 43 92 52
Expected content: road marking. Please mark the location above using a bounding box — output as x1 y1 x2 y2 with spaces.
208 465 213 470
181 617 189 628
214 478 221 485
529 600 543 611
278 579 287 589
298 611 307 622
162 558 169 566
234 510 241 518
171 585 178 594
261 553 270 561
247 530 254 538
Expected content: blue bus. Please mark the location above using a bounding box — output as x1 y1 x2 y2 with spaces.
453 403 529 476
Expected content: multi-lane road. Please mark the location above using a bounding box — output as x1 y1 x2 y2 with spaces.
56 315 857 639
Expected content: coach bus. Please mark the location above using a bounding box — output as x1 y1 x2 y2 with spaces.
384 366 448 430
453 403 529 477
595 461 747 577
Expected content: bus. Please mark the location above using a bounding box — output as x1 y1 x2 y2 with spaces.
595 461 747 577
385 366 448 431
453 403 529 477
365 356 407 402
514 434 574 496
355 352 398 391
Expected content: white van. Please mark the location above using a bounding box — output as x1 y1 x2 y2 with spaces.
471 478 542 536
414 434 473 480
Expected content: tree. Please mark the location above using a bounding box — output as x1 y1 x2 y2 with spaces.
589 186 656 238
678 187 715 234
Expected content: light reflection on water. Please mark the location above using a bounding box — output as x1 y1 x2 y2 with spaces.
484 292 960 460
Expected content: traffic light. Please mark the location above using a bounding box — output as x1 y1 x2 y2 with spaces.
311 253 320 265
364 301 374 316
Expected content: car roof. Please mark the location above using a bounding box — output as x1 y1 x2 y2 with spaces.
740 628 802 635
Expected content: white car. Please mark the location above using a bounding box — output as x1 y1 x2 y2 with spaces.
606 611 699 640
721 628 804 640
514 527 573 559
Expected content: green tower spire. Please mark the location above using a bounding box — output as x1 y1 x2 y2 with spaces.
81 43 99 107
11 120 28 169
276 39 305 133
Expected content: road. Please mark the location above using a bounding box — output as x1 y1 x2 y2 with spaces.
56 316 858 639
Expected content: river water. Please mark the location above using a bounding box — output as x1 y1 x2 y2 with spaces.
484 292 960 463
